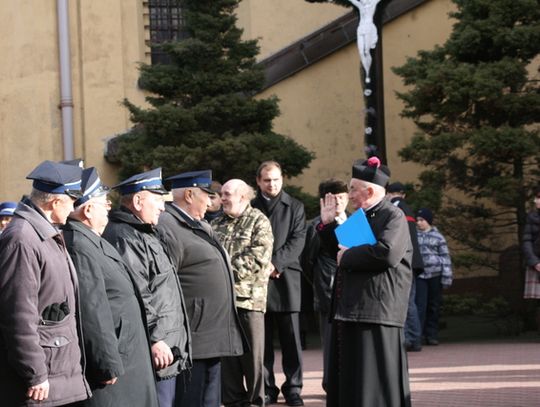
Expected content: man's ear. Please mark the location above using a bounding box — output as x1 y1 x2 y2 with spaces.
132 193 143 211
83 203 93 219
51 196 64 211
184 188 194 204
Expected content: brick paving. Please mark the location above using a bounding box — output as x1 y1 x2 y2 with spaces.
270 338 540 406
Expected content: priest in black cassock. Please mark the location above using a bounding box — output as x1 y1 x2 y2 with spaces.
316 157 412 407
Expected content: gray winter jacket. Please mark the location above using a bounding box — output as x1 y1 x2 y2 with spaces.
0 199 91 406
157 203 245 359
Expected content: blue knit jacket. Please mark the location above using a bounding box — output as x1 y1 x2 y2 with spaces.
416 226 453 287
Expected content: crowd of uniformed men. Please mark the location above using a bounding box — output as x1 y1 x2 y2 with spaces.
0 157 415 407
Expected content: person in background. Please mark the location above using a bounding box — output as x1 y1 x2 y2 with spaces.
301 178 348 392
251 161 306 407
204 180 223 222
0 160 91 406
415 208 453 346
103 168 191 407
523 186 540 329
386 182 425 352
212 179 274 407
0 201 17 232
317 157 412 407
157 170 244 407
64 167 159 407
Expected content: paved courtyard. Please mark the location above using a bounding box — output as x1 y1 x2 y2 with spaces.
271 339 540 406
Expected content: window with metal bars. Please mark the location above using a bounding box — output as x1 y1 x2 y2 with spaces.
148 0 188 64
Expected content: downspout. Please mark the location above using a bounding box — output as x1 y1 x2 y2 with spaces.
57 0 74 160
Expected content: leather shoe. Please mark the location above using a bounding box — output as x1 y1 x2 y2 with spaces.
426 338 439 346
264 394 278 405
406 343 422 352
285 394 304 406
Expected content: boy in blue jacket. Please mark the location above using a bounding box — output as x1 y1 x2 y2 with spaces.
416 208 453 345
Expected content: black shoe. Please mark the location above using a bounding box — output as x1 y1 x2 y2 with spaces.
406 343 422 352
426 338 439 346
285 394 304 406
265 394 278 405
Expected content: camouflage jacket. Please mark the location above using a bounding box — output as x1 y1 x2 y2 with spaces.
212 205 274 312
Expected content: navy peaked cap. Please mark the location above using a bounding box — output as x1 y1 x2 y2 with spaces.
26 160 83 198
113 168 167 196
0 201 17 216
75 167 110 207
166 170 213 194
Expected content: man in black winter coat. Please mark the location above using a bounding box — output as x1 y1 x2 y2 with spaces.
102 169 191 407
317 157 412 407
301 178 348 392
64 167 158 407
387 182 425 352
251 161 306 407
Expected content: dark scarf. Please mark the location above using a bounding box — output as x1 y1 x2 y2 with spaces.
256 190 282 216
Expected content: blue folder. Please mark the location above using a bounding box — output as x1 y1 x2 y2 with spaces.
335 208 376 247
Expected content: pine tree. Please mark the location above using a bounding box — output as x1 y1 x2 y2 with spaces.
114 0 314 182
393 0 540 271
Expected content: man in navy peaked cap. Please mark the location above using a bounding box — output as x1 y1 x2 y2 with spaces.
0 160 91 406
64 167 159 407
0 201 17 232
156 169 245 407
102 168 191 407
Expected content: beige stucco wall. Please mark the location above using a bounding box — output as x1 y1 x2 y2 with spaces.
237 0 348 60
383 0 456 184
0 1 147 201
257 46 365 194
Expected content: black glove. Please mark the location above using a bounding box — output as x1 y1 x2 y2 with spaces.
42 301 70 322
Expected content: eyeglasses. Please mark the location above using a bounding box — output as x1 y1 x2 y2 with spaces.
92 199 112 209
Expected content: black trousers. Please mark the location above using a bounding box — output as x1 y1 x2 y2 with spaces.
176 358 221 407
263 312 303 398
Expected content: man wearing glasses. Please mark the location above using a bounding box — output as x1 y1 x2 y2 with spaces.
64 167 159 407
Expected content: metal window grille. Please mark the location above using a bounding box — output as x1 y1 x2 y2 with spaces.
148 0 188 64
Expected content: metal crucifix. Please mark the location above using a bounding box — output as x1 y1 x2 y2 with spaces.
349 0 386 160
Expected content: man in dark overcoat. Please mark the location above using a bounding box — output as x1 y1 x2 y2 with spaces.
251 161 306 407
317 157 413 407
63 167 159 407
156 170 244 407
102 168 191 407
301 178 348 393
0 160 91 406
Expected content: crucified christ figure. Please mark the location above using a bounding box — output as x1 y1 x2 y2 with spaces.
349 0 381 84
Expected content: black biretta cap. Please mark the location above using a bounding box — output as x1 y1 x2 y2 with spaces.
352 157 390 187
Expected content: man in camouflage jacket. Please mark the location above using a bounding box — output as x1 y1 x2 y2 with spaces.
212 179 274 407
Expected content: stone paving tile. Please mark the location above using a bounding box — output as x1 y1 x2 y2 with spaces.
269 340 540 407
